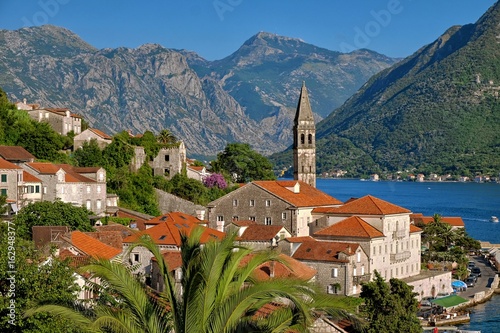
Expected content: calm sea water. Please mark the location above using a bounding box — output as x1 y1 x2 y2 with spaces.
315 179 500 332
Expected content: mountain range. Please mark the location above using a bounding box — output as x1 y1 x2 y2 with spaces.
272 1 500 177
0 26 396 158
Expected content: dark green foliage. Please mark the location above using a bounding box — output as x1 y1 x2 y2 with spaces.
360 271 422 333
72 139 103 167
211 143 276 183
110 164 160 216
14 201 93 240
0 229 80 332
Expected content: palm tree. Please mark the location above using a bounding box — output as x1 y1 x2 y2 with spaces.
26 229 357 333
156 129 177 145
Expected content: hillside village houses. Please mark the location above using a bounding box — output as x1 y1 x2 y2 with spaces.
9 86 459 319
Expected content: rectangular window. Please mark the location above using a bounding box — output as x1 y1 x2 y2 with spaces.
357 252 361 263
282 212 287 220
264 217 272 225
86 185 91 194
133 253 140 262
1 174 6 182
249 199 255 207
265 199 271 207
35 185 40 193
43 186 47 194
96 200 102 210
232 216 238 221
217 215 224 222
332 268 338 278
249 216 256 221
164 155 170 162
232 199 238 207
86 200 91 210
97 185 101 193
353 268 357 276
1 188 7 196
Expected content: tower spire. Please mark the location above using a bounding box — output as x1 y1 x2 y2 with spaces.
293 82 316 187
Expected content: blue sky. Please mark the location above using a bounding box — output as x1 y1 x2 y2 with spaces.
0 0 496 60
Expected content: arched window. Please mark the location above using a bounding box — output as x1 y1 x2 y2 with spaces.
300 134 305 144
308 133 313 144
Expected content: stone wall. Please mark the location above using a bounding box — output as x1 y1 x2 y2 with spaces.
155 189 205 215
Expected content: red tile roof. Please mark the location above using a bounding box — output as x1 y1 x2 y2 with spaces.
410 224 423 233
0 145 35 161
231 220 257 227
314 216 384 239
84 231 124 249
237 225 285 241
285 236 317 243
241 253 317 281
27 162 61 174
253 180 343 207
412 215 465 227
123 215 225 246
292 241 359 263
313 195 410 215
144 212 205 226
89 128 112 140
0 158 22 169
70 231 121 259
151 251 183 272
23 171 42 183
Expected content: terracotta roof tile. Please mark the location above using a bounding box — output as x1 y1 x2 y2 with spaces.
22 171 42 182
292 241 359 263
70 231 121 259
253 180 343 207
314 216 384 239
285 236 317 243
27 162 61 174
412 215 464 227
0 145 35 161
237 225 284 241
84 231 124 249
151 251 183 272
0 158 22 169
410 224 423 233
123 213 225 246
89 128 112 140
313 195 410 215
241 253 317 281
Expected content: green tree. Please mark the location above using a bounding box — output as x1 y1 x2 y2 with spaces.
14 201 93 239
72 139 104 167
157 129 177 145
211 143 276 183
360 271 421 333
0 231 80 333
28 230 358 333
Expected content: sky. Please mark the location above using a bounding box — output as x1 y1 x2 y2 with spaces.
0 0 497 60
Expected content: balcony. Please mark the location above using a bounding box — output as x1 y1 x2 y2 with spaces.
390 251 411 263
393 229 406 239
353 274 371 285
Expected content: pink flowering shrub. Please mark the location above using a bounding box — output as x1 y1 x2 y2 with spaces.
203 173 227 189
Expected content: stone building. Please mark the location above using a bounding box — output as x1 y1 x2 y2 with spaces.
26 107 82 135
206 180 342 236
291 240 370 296
293 82 316 188
73 128 112 150
311 195 423 281
22 162 107 215
131 142 187 180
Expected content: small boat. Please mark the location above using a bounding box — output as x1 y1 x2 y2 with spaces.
490 216 499 223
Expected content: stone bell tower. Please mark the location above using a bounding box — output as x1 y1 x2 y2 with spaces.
293 81 316 187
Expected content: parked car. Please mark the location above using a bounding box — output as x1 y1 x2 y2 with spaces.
469 273 479 282
465 277 475 287
420 299 432 307
471 267 481 277
467 261 475 269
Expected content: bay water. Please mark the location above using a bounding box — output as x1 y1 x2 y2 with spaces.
315 178 500 332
